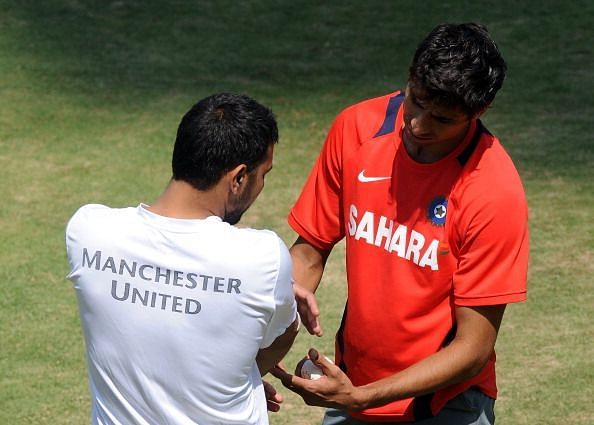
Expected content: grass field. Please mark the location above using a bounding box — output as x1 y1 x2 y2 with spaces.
1 1 592 424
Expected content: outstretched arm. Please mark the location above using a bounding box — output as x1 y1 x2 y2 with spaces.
272 304 506 410
354 304 505 408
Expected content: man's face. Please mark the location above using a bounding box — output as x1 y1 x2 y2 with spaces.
223 144 274 225
402 84 473 151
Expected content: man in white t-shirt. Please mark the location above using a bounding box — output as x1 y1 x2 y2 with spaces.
66 93 299 425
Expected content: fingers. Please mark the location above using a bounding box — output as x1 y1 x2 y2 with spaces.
303 290 320 316
269 365 293 387
263 380 283 403
308 348 335 376
294 285 323 336
299 308 322 336
304 294 322 336
267 400 281 413
304 297 323 337
270 364 314 396
263 380 283 412
269 357 341 409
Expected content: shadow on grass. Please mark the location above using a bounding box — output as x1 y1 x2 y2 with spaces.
2 0 427 101
3 0 593 174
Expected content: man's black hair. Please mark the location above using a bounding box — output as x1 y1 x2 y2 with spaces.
408 23 507 116
172 92 278 190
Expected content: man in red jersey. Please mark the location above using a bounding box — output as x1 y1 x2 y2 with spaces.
272 23 529 424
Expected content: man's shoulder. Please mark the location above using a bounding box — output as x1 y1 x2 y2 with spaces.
225 226 291 279
456 128 526 208
66 204 136 238
68 203 131 223
67 203 106 228
72 203 110 214
229 226 286 251
331 90 403 147
473 128 524 186
340 90 403 119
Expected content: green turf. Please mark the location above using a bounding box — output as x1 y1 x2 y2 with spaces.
1 1 592 424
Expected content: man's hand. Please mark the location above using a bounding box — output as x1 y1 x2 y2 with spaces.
294 284 323 336
263 380 284 412
270 349 366 410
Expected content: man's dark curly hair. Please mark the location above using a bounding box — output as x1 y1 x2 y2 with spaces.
172 92 278 191
408 23 507 116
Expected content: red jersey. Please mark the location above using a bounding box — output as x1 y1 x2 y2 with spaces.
288 91 529 422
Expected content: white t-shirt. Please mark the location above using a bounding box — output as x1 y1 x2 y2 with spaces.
66 204 296 425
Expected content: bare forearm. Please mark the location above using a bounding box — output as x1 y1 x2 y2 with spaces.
290 236 329 292
351 305 506 410
355 338 488 409
289 237 330 336
257 318 300 376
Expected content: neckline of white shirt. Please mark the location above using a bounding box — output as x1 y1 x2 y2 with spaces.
137 203 223 232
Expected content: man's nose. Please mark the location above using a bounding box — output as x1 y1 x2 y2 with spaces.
411 114 430 134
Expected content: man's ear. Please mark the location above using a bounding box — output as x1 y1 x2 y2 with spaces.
228 164 248 194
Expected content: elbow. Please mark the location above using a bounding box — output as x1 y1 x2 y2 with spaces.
460 350 493 380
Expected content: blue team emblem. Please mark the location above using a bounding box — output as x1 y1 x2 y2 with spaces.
428 197 448 226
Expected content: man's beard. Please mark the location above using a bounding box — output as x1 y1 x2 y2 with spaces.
223 179 254 225
223 209 244 225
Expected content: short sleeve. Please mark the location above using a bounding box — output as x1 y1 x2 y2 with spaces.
288 113 346 250
452 182 529 306
260 238 297 348
65 204 105 282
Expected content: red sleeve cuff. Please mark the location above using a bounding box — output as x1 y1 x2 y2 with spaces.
288 211 336 251
454 291 527 306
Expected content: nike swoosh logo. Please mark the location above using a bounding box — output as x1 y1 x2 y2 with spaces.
357 170 391 183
